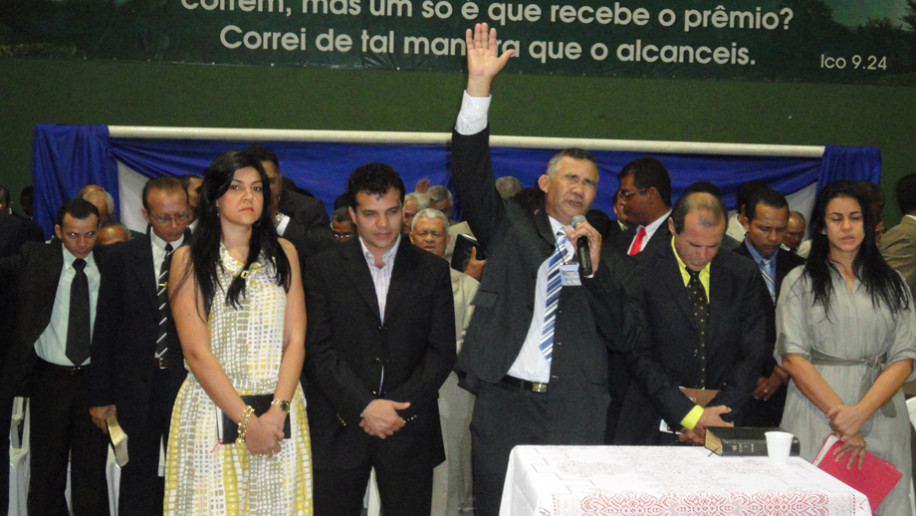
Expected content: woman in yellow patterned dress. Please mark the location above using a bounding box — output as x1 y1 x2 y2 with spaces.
165 149 312 514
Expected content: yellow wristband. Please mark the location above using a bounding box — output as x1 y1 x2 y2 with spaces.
680 405 704 431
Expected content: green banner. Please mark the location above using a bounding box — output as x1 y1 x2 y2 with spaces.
2 0 915 84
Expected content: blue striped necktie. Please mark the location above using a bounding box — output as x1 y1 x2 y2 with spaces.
759 257 776 304
539 231 569 363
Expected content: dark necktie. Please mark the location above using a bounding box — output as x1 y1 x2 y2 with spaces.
154 243 173 363
66 258 90 366
686 268 709 388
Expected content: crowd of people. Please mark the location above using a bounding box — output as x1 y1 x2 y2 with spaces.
1 22 915 516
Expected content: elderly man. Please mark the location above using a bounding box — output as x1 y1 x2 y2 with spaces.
615 189 767 446
402 192 430 235
451 24 634 516
409 207 478 515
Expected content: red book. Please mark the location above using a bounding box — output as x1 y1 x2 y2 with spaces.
812 433 902 513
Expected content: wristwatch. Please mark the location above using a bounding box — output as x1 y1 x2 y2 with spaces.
271 399 290 412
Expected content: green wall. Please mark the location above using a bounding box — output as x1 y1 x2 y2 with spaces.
3 58 915 221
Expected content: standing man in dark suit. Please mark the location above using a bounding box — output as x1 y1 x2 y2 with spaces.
0 198 111 515
733 186 804 427
304 163 455 516
613 157 673 258
0 185 43 257
452 24 635 516
89 176 191 515
615 189 767 446
245 145 331 230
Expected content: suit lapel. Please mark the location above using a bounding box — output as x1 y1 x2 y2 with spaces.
658 245 696 330
383 239 418 326
341 240 382 323
130 237 157 306
706 254 729 350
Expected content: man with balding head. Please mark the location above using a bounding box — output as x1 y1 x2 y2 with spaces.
90 176 191 515
615 188 767 446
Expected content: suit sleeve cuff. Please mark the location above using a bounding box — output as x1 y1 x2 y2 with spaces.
680 405 704 430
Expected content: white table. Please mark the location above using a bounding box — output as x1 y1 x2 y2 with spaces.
500 445 871 516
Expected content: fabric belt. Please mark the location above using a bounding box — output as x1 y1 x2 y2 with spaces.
809 348 894 418
499 375 548 394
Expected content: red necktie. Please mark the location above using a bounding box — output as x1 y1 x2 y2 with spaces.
628 227 647 256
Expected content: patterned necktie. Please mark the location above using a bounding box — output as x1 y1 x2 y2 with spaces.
539 231 569 364
155 243 173 362
628 226 647 256
66 258 90 365
759 257 776 304
686 268 709 389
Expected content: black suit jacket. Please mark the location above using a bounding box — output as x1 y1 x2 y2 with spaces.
279 189 330 230
0 210 43 258
733 242 805 376
615 242 767 444
89 236 187 434
303 237 455 471
450 128 637 440
0 240 112 398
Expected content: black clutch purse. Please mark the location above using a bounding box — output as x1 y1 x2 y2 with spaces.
221 394 291 443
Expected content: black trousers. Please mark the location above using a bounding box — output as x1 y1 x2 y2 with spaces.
118 368 173 516
28 359 109 516
314 458 433 516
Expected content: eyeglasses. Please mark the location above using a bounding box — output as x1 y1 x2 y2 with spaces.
617 188 650 201
150 213 190 225
333 232 355 241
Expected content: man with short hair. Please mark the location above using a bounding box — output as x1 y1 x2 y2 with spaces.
494 175 523 199
244 144 330 229
82 187 116 225
178 173 203 226
409 207 479 515
304 163 455 516
733 186 804 427
881 172 916 298
402 191 430 235
0 184 43 256
782 210 807 254
0 198 112 515
614 157 673 258
451 25 634 516
90 176 191 515
331 205 355 243
615 189 767 446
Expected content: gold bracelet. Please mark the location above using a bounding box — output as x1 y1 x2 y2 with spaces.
236 405 255 445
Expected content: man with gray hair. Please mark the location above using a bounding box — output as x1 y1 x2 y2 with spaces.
402 191 430 235
408 207 478 515
495 176 523 200
615 187 767 446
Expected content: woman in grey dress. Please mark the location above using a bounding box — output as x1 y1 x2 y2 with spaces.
777 181 916 515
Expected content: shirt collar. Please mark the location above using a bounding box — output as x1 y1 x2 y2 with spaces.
62 245 96 270
359 234 402 268
149 228 184 251
641 209 672 237
744 239 776 263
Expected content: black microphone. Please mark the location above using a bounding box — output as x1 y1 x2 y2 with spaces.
570 215 592 276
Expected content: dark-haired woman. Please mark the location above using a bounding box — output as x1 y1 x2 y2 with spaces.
777 181 915 514
164 150 312 514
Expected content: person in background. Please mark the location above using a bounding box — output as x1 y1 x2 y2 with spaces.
880 172 916 299
96 223 131 246
614 157 673 259
777 181 915 515
402 191 430 235
782 210 807 254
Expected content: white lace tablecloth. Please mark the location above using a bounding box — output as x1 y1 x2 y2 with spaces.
500 445 870 516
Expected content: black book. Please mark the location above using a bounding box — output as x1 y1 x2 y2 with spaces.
705 427 801 456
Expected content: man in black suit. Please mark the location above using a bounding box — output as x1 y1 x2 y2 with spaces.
452 25 635 516
613 157 673 258
615 189 767 446
304 163 455 516
89 176 191 515
733 186 804 427
0 198 111 515
245 145 330 230
0 185 43 257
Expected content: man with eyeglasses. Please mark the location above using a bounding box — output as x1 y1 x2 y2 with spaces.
89 176 191 515
613 157 673 259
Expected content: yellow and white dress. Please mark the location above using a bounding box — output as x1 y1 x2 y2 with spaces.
164 246 312 515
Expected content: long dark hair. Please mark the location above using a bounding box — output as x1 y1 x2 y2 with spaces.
804 180 908 316
182 149 291 315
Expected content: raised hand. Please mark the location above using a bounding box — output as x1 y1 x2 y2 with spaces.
465 23 515 97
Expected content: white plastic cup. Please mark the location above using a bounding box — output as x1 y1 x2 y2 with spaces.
765 431 794 464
